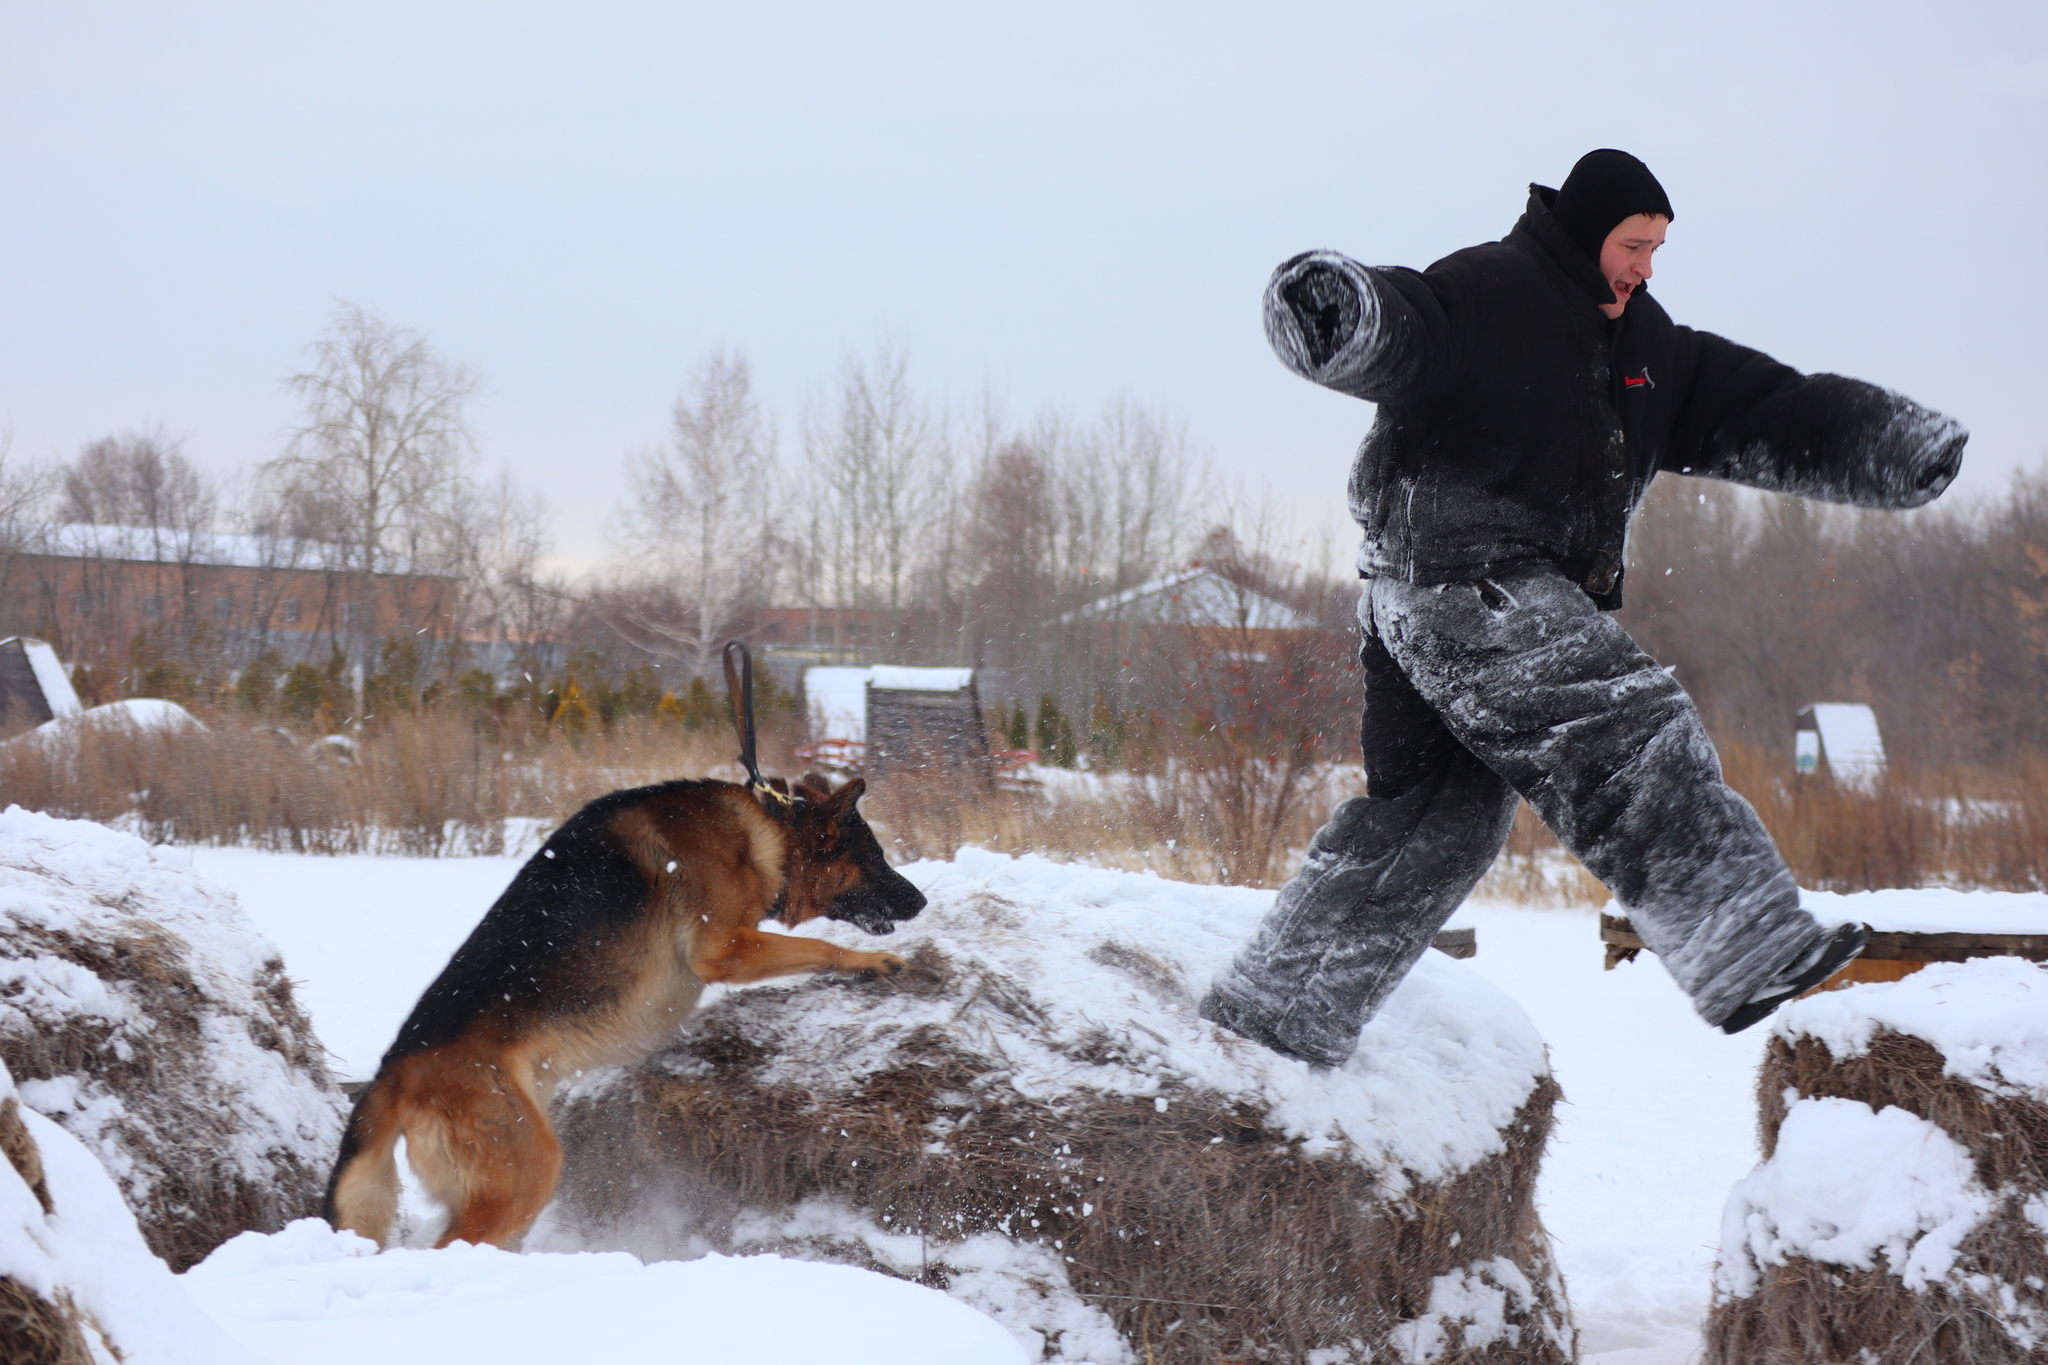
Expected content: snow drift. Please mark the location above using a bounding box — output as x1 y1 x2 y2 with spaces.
542 848 1572 1365
1707 957 2048 1362
0 1054 264 1364
181 1218 1030 1365
0 806 346 1270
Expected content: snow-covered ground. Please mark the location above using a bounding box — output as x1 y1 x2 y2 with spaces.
184 1222 1026 1365
169 845 2048 1363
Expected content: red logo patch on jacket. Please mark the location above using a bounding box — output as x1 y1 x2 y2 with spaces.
1623 368 1655 390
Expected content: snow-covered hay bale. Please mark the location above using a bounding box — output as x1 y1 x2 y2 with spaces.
546 849 1572 1365
0 1086 94 1365
1706 957 2048 1363
0 807 346 1271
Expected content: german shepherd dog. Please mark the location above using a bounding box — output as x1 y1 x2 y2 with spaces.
323 649 926 1249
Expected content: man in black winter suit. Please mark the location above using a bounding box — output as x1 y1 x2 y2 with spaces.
1200 150 1965 1065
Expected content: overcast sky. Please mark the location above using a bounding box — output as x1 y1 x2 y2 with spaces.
5 1 2044 573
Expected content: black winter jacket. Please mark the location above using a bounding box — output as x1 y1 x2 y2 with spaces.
1266 186 1967 607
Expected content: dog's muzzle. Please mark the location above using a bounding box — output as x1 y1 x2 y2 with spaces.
826 878 927 935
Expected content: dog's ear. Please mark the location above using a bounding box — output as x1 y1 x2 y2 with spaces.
797 772 834 799
828 777 868 812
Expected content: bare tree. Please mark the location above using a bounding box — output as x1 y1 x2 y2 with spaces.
1067 398 1198 599
618 351 775 679
59 428 217 538
53 430 223 644
0 438 57 638
1058 399 1202 700
963 436 1056 674
954 398 1202 705
797 343 951 651
448 471 568 673
265 303 479 666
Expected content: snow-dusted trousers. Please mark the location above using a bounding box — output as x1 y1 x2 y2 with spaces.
1200 563 1829 1065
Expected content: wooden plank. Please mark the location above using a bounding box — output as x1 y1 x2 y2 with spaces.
1600 914 1645 950
1860 931 2048 962
1601 913 2048 967
1817 959 1923 990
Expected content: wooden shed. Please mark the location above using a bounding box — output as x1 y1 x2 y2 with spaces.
865 667 991 783
1794 703 1886 786
800 665 992 784
0 637 82 734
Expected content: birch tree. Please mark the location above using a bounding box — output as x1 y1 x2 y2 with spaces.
798 344 950 650
266 303 479 666
0 440 55 638
59 429 217 542
447 471 566 671
619 351 774 680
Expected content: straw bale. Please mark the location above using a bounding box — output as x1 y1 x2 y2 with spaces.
0 1276 95 1365
0 809 346 1270
1706 1017 2048 1362
546 854 1573 1365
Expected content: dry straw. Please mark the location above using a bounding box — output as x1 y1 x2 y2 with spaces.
3 702 2044 896
1704 1030 2048 1364
552 946 1573 1365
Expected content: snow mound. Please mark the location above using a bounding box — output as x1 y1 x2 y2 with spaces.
0 806 346 1269
0 1055 264 1364
1719 1096 1992 1296
1774 955 2048 1095
8 697 204 748
546 847 1570 1365
1707 958 2048 1363
182 1217 1027 1365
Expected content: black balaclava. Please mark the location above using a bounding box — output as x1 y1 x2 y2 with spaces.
1550 150 1674 263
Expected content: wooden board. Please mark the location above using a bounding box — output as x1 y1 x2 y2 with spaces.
1599 912 2048 988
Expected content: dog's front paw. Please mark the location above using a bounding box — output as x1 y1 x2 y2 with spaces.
844 951 905 980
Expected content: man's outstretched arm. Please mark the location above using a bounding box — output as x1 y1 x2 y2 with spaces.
1263 252 1456 406
1663 327 1966 508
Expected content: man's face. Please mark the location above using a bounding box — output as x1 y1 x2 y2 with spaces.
1597 213 1668 319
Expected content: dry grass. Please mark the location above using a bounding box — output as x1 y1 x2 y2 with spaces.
863 763 1366 889
0 1278 96 1365
3 704 2043 900
1704 1028 2048 1364
1757 1031 2048 1189
0 707 754 857
1720 741 2048 894
865 682 1372 889
552 945 1573 1365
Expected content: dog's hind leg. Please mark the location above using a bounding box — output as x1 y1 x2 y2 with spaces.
399 1048 562 1250
325 1081 403 1248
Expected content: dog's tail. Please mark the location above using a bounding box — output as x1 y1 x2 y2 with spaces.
323 1076 403 1247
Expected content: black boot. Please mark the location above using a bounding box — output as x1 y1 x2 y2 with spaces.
1719 922 1870 1035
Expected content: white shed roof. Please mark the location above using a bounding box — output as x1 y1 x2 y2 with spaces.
1802 703 1887 786
12 638 81 719
868 666 974 692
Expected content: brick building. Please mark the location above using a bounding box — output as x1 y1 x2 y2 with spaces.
0 522 466 677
